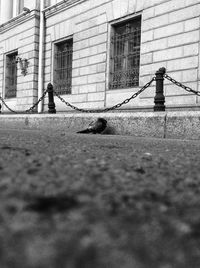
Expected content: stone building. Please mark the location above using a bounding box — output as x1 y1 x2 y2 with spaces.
0 0 200 113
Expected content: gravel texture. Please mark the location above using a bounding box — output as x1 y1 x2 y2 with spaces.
0 128 200 268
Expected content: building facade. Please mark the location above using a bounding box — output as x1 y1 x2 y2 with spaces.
0 0 200 112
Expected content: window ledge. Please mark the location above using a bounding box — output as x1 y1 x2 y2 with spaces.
0 10 39 33
43 0 86 18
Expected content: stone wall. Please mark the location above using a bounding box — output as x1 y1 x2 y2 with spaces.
0 11 40 111
140 0 200 109
0 0 199 113
43 0 200 112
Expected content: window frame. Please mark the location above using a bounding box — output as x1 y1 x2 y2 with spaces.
53 36 73 95
4 50 18 99
108 15 141 90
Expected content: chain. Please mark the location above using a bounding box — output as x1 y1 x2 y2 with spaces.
25 89 48 113
0 89 48 114
0 77 155 114
2 72 199 114
53 77 156 113
164 73 200 96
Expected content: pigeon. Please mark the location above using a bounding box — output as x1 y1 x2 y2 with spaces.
77 117 107 134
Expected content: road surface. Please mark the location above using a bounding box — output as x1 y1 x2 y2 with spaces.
0 128 200 268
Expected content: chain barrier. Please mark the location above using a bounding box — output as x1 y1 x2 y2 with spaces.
0 89 48 114
164 73 200 96
53 77 156 113
2 72 200 114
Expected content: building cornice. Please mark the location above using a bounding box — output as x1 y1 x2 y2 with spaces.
44 0 87 18
0 10 40 34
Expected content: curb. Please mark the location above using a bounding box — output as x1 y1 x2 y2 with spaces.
0 111 199 140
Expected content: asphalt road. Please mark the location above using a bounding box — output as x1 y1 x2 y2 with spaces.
0 128 200 268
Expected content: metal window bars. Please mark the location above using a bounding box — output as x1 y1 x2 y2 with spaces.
5 53 18 99
54 40 73 95
110 19 141 89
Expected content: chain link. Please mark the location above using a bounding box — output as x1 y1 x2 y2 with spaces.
53 77 156 113
164 73 200 96
0 89 48 114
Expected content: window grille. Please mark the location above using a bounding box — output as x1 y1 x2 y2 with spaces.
109 17 141 89
54 39 73 95
5 52 18 99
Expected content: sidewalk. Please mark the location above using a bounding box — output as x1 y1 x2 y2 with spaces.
0 110 200 140
0 128 200 267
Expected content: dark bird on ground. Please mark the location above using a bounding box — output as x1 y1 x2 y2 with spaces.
77 117 107 134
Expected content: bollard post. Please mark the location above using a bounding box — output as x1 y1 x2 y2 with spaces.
154 67 166 112
47 83 56 114
0 102 1 113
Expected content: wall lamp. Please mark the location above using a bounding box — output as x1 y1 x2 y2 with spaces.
16 57 29 76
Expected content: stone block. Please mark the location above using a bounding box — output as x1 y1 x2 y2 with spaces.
88 73 106 84
166 94 196 105
140 53 153 65
141 38 168 54
153 47 183 62
73 39 89 51
140 62 167 76
89 33 107 46
167 56 198 71
185 0 200 6
87 92 105 101
72 86 79 95
154 22 184 39
184 17 199 31
97 83 106 92
72 68 80 78
80 65 97 76
142 14 169 32
141 30 154 43
166 111 200 139
72 75 88 86
97 63 106 73
79 84 97 94
169 4 200 23
88 53 106 65
168 30 199 47
73 57 88 68
142 7 155 20
183 43 199 57
154 0 185 16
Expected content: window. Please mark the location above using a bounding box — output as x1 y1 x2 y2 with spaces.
109 16 141 89
5 52 18 99
54 39 73 95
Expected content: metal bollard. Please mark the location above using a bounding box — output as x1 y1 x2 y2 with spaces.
0 102 1 113
47 83 56 114
154 67 166 112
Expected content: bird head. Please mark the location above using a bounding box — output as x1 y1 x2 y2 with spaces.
98 118 107 124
